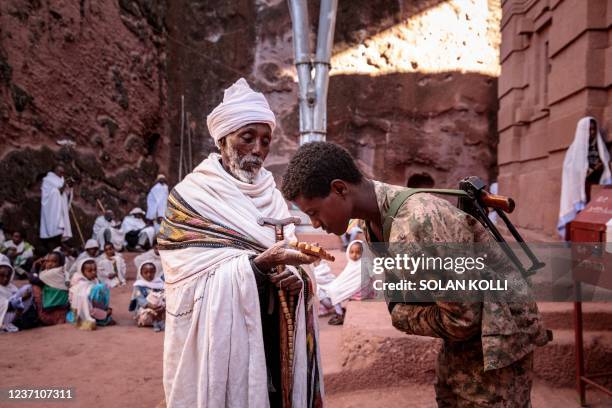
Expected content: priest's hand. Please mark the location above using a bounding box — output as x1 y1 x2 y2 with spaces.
269 270 302 296
253 240 318 271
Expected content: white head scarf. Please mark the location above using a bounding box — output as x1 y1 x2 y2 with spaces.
129 207 146 216
0 254 15 283
206 78 276 148
557 116 612 237
134 261 164 290
84 239 99 250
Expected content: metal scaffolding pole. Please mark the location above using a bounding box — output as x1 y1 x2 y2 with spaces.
288 0 338 145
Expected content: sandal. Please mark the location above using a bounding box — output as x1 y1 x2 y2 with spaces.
328 313 345 326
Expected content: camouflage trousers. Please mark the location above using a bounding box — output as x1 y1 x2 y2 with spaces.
435 338 534 408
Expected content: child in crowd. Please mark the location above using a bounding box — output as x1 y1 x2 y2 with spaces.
313 256 338 317
2 231 35 279
133 240 163 280
29 251 70 326
318 240 370 325
67 258 114 330
129 262 165 332
96 243 127 287
0 255 36 332
68 239 100 278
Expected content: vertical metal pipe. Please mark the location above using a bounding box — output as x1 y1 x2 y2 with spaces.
313 0 337 140
287 0 314 144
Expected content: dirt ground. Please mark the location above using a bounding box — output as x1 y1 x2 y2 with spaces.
1 251 611 408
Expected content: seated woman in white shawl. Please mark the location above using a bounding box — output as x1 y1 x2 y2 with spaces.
558 116 612 238
96 243 127 287
159 78 323 408
318 240 373 325
67 258 114 330
0 255 35 332
129 262 165 331
121 208 155 251
93 210 124 251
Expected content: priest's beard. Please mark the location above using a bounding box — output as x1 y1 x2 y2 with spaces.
226 145 264 184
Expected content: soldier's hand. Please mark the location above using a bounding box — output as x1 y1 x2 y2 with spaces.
269 270 302 296
254 240 317 270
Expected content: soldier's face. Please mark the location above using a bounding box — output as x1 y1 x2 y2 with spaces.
292 188 352 236
220 123 271 184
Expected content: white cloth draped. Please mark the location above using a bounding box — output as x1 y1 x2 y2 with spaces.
161 153 320 408
2 240 33 260
96 253 126 287
92 216 124 250
325 240 369 305
146 182 169 220
39 266 68 291
0 257 17 329
121 215 155 246
68 258 98 326
313 261 336 300
134 250 163 280
68 251 94 278
558 117 612 237
40 172 73 240
121 215 146 233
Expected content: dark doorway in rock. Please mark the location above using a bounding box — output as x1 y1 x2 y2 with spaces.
407 172 435 188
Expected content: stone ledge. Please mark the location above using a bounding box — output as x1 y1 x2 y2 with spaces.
325 301 612 392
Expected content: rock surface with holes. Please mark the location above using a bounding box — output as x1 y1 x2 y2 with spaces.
0 0 168 245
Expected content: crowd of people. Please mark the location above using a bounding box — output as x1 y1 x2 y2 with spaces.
0 174 169 334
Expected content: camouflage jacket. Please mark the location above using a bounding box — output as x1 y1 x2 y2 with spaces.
363 181 549 371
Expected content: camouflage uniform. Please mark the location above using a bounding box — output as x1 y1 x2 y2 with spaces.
364 181 549 407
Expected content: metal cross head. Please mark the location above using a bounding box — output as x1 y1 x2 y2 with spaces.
257 216 301 242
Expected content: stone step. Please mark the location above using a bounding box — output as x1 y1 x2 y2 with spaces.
323 302 612 393
538 301 612 331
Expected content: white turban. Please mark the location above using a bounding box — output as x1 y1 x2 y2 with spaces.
129 207 145 216
84 239 99 250
206 78 276 148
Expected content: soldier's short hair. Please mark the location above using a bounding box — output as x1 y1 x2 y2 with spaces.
281 142 363 200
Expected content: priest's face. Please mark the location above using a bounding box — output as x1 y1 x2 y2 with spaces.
219 123 271 184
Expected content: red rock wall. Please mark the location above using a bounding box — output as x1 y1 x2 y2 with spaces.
165 0 501 190
0 0 501 247
0 0 168 246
